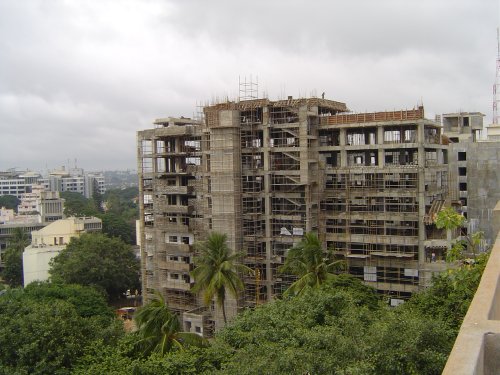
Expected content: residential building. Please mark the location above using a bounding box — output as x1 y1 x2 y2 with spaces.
137 97 455 333
0 171 42 198
22 216 102 285
0 221 46 273
0 185 64 251
0 187 65 272
441 112 500 249
0 168 105 199
41 167 105 198
17 186 65 224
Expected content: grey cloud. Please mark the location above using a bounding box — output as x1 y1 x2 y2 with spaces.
0 0 497 170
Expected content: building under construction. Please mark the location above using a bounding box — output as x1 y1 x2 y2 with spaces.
137 95 454 334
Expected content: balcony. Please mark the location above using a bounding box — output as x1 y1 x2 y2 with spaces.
159 260 192 272
161 279 193 291
164 243 192 254
156 185 192 195
156 204 192 215
153 219 190 233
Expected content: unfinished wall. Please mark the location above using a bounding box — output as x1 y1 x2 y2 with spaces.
466 142 500 245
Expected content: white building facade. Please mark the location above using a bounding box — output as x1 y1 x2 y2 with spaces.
22 217 102 285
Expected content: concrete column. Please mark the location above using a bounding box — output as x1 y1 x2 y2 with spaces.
262 106 273 301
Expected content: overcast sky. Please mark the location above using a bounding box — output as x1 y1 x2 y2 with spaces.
0 0 498 172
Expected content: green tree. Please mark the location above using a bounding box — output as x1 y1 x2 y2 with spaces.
434 207 486 261
49 233 140 300
92 182 104 214
73 336 229 375
0 195 20 212
23 281 113 318
103 187 139 212
0 286 122 375
191 232 253 324
434 206 465 231
100 212 133 244
279 232 344 296
60 191 99 217
367 309 454 374
101 188 139 245
1 227 29 286
61 190 137 244
404 252 488 330
216 281 453 375
448 230 486 262
134 292 207 356
435 206 465 261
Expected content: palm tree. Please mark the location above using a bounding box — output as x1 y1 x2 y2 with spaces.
191 232 253 325
279 232 344 297
134 292 207 356
8 227 29 250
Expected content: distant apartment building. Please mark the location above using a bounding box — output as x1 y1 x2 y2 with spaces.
22 216 102 285
0 187 65 273
42 167 105 199
0 171 41 198
138 96 457 333
17 185 65 224
0 167 105 199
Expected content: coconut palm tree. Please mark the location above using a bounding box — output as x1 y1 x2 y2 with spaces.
280 232 344 297
134 292 207 356
191 232 253 325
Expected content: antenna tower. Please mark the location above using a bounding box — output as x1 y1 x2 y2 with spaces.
493 28 500 124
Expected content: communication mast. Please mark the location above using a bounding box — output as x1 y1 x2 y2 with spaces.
493 28 500 124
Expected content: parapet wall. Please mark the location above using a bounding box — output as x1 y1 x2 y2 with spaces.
443 212 500 374
321 106 425 125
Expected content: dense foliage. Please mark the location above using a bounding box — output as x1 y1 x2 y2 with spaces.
61 188 138 244
216 278 453 375
75 267 487 374
0 251 486 374
1 227 29 286
0 283 122 375
23 281 114 318
404 253 489 330
49 233 140 300
0 195 20 212
60 191 100 217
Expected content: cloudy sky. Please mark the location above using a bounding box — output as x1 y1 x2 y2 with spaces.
0 0 498 171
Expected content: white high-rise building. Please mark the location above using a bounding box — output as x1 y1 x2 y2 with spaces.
0 168 105 199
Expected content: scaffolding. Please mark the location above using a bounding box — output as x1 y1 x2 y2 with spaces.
137 96 454 332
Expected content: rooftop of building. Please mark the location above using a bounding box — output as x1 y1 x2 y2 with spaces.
203 96 348 113
442 112 485 118
154 117 202 127
29 216 102 241
320 105 431 126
